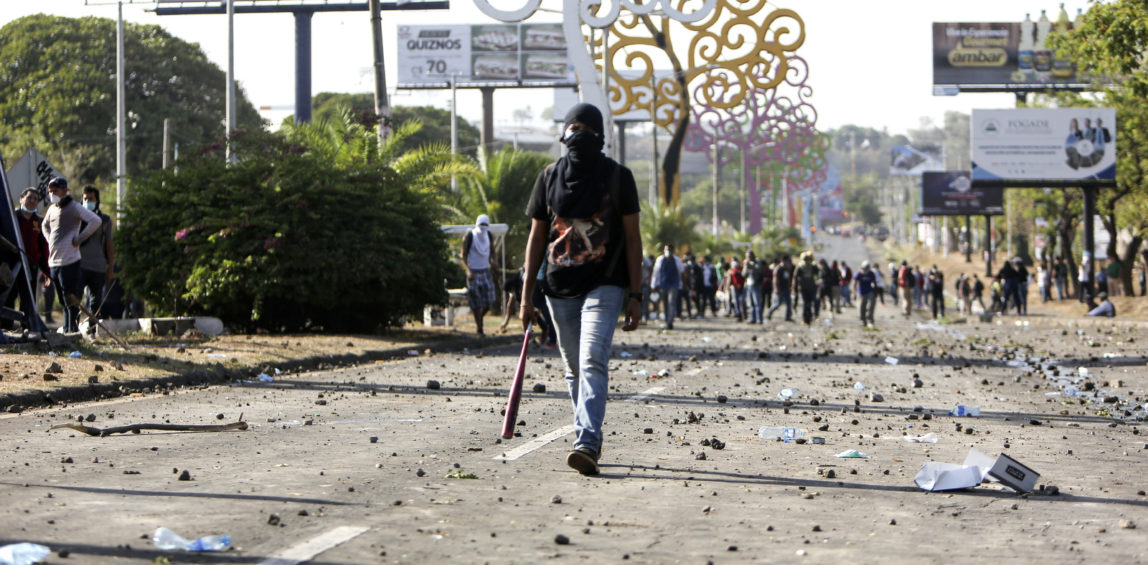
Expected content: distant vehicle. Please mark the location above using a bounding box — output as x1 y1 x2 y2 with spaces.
842 230 852 238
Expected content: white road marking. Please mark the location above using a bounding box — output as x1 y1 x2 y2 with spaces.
493 387 666 461
258 526 369 565
627 386 665 403
494 424 576 460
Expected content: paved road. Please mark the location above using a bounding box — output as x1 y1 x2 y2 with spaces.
0 307 1145 563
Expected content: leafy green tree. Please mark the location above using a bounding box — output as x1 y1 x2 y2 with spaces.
0 14 263 183
1049 2 1148 290
296 93 482 160
119 128 453 332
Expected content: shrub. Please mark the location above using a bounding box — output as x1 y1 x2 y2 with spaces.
118 130 450 332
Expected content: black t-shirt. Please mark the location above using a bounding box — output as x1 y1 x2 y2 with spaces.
525 158 640 299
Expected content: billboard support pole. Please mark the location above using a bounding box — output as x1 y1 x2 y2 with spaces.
984 214 993 278
481 87 495 153
294 9 314 123
965 215 972 263
1083 185 1097 299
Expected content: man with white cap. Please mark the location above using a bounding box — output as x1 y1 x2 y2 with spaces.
461 214 496 336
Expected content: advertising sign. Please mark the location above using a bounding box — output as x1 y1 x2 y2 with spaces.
920 171 1003 216
890 145 944 176
971 108 1116 186
397 23 574 87
932 20 1090 94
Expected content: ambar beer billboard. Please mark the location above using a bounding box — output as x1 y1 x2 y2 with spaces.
921 171 1003 216
971 108 1116 187
397 24 574 86
933 21 1090 93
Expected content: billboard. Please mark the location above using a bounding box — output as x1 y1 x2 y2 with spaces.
397 24 574 87
932 21 1090 94
971 108 1116 187
890 145 944 176
920 171 1003 216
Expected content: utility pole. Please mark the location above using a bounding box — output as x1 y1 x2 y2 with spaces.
711 142 719 237
162 118 171 169
369 0 389 143
225 0 236 163
115 1 126 219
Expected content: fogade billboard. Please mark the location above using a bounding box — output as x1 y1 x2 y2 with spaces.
920 171 1003 216
397 24 573 87
932 15 1093 94
971 108 1116 187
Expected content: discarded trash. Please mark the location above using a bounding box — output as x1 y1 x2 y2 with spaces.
0 543 50 565
274 368 282 375
633 370 649 377
1078 367 1089 376
256 374 274 383
206 353 228 357
811 437 825 444
407 350 420 356
1102 352 1123 359
47 352 57 358
68 351 82 358
948 405 980 417
619 351 633 358
884 356 899 365
777 388 799 400
835 449 867 458
1063 386 1079 397
914 448 1039 493
701 337 713 343
903 433 938 443
758 426 807 441
853 382 867 390
657 369 671 378
152 527 231 552
988 453 1040 493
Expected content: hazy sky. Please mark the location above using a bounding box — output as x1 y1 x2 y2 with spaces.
1 1 1091 135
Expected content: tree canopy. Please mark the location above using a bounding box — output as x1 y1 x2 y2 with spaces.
0 14 263 184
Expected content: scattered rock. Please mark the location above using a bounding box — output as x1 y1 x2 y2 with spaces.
87 375 98 384
869 393 884 403
45 362 63 374
268 514 281 526
42 374 58 382
416 469 426 477
554 534 570 545
551 495 562 504
177 470 192 481
426 380 441 390
532 383 546 393
1119 520 1136 529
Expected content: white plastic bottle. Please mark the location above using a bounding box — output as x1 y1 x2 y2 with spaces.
1018 13 1035 78
1051 3 1075 79
153 527 231 552
758 426 807 441
1034 9 1053 79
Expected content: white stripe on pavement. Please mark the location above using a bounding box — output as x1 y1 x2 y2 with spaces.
258 526 369 565
494 424 577 460
493 387 666 461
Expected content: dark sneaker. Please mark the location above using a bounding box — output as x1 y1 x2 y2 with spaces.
565 447 600 475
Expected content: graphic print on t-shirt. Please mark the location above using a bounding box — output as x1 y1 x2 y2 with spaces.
547 196 610 268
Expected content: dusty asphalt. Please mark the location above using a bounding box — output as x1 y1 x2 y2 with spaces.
0 238 1146 564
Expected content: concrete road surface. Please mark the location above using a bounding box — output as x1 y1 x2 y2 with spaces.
0 305 1145 563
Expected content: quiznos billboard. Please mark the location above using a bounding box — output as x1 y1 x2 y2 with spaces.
971 108 1116 186
397 24 574 86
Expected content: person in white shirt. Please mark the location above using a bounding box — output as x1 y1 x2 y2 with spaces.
41 177 102 333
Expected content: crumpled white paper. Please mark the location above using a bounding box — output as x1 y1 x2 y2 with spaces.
913 448 996 491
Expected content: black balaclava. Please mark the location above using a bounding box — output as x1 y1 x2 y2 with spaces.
547 103 608 218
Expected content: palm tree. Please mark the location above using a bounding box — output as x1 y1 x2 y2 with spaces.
450 146 552 258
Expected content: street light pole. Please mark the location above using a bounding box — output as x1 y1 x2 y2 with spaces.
711 142 719 237
225 0 236 163
650 75 658 207
115 0 126 219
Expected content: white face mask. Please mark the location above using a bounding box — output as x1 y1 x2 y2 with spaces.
84 201 97 211
48 193 61 204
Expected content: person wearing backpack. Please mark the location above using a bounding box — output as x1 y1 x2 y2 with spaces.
520 103 642 476
461 214 496 336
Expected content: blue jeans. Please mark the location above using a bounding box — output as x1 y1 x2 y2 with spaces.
768 291 792 320
657 286 679 325
546 284 624 455
746 283 762 323
50 261 83 333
